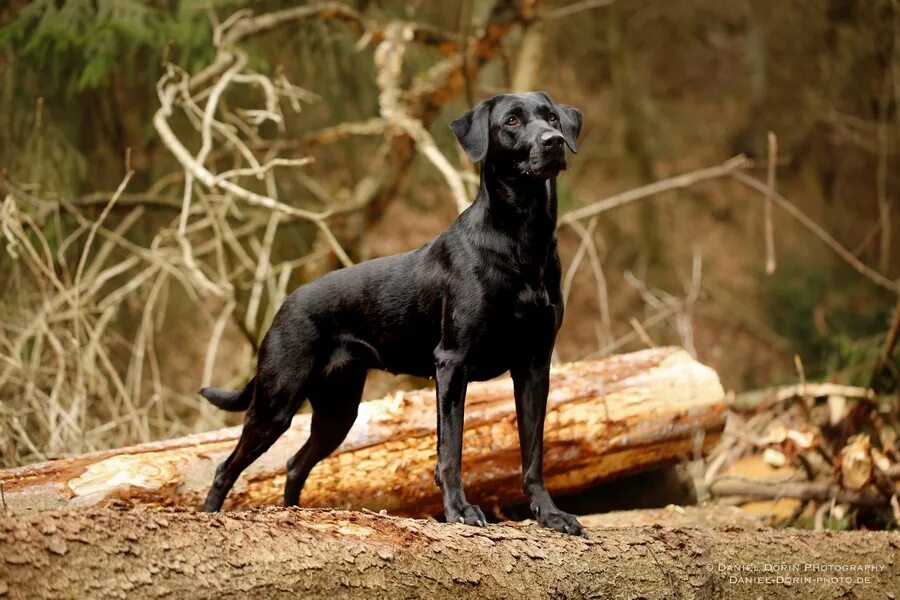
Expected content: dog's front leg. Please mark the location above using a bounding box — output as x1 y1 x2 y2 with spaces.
434 346 486 526
512 363 585 536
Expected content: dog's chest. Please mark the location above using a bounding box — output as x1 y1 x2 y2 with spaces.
511 282 551 318
481 281 557 347
465 286 555 381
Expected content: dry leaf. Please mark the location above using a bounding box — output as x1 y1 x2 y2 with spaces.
761 423 788 446
786 427 818 450
827 395 847 426
839 435 872 491
831 503 848 521
763 447 787 468
871 447 891 473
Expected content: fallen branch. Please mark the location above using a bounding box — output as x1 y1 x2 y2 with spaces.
709 478 896 508
730 382 877 413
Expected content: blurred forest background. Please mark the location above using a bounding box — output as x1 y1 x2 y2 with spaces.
0 0 898 469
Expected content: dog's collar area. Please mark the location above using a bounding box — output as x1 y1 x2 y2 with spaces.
473 165 557 225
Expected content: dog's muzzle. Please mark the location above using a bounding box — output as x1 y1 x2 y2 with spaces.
540 131 565 153
523 131 567 177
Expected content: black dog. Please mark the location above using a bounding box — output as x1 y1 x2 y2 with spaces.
200 91 584 535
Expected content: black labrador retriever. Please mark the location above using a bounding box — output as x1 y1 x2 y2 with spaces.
200 91 584 535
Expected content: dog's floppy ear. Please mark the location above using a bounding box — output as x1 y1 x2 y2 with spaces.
557 104 583 154
450 100 492 163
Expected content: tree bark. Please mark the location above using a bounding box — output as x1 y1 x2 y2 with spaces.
579 504 765 529
1 507 896 600
0 348 725 516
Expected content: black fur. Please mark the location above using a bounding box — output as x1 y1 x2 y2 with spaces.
201 91 585 536
199 380 254 411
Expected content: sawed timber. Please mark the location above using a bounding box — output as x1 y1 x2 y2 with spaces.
0 347 726 515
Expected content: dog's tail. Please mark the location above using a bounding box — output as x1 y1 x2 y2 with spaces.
199 378 255 412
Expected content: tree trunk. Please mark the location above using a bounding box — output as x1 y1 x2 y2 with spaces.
1 507 896 600
0 348 725 516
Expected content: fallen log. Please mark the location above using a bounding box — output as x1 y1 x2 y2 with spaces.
1 507 897 599
0 348 725 516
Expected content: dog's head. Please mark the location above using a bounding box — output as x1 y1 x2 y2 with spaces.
450 91 582 179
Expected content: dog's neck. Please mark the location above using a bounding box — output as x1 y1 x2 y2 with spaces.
476 160 558 228
468 160 558 274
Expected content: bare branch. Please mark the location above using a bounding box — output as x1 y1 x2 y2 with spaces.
546 0 618 20
764 132 777 275
730 171 899 294
558 156 751 225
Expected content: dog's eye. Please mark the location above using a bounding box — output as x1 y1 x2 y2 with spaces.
505 116 519 126
548 113 558 122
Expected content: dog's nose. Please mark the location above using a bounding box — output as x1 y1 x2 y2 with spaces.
541 131 564 151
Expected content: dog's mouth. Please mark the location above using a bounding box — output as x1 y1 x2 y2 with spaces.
520 156 567 178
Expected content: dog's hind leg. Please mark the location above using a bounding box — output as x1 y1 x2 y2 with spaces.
203 381 303 512
283 368 365 506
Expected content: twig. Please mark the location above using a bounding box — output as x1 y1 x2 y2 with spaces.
756 382 875 404
871 298 900 391
709 478 889 508
546 0 618 20
628 317 656 348
558 155 751 226
764 132 777 275
730 171 899 294
301 118 387 146
562 216 597 308
153 75 354 268
701 275 792 353
202 299 237 390
566 219 612 345
586 301 683 359
559 155 897 294
675 250 702 357
877 64 892 274
245 211 282 335
375 23 472 213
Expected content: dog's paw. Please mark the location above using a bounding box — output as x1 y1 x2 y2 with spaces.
536 509 585 536
446 503 487 527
